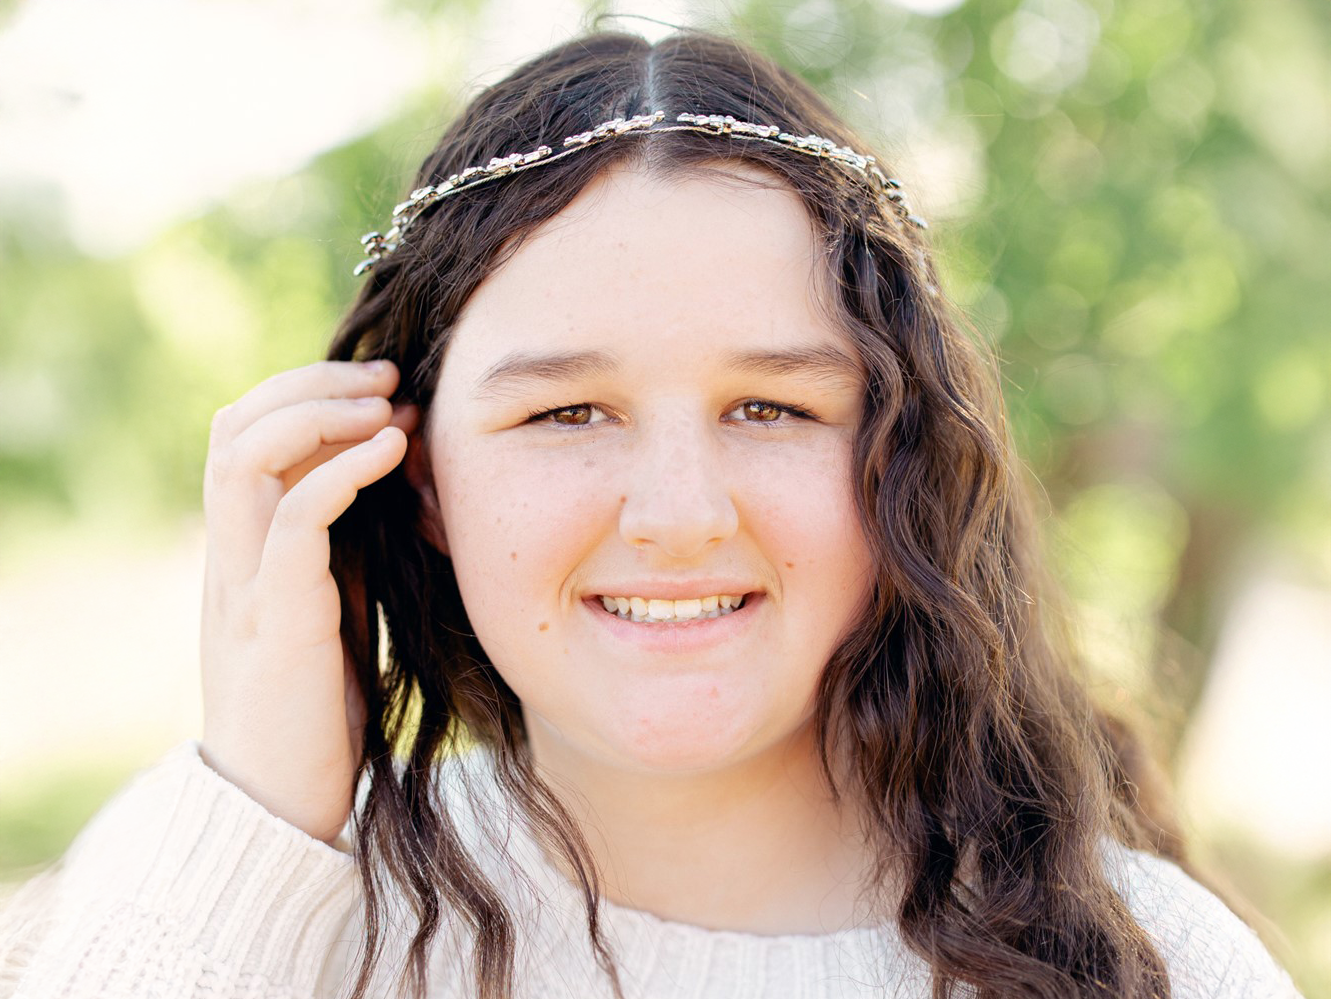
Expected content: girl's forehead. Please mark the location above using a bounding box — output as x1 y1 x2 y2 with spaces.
541 159 816 259
446 163 838 364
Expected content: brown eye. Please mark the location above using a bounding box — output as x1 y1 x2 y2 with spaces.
526 403 610 427
551 405 591 425
742 401 781 421
724 400 818 425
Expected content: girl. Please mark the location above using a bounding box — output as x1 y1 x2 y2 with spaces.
0 28 1303 999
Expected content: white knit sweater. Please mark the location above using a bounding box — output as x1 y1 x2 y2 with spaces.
0 742 1304 999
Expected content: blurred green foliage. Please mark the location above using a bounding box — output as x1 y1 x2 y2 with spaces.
1206 833 1331 999
4 0 1325 675
725 0 1331 713
1 0 1327 992
0 764 133 879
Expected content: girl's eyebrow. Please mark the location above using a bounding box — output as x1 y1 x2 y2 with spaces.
724 344 865 387
474 345 863 399
476 349 620 400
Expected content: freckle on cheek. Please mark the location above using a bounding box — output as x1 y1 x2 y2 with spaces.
510 551 517 561
538 621 549 631
619 495 626 504
785 561 795 569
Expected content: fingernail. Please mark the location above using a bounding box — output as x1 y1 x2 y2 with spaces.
367 359 393 373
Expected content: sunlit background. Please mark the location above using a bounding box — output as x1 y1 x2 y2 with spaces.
0 0 1327 993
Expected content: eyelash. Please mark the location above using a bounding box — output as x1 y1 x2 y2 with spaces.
523 399 819 428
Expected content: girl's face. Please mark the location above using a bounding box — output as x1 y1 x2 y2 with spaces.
426 161 875 774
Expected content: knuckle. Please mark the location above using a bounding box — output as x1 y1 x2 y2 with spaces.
207 444 241 484
270 490 307 532
264 362 317 397
303 360 342 385
210 403 235 441
202 463 223 504
306 396 340 420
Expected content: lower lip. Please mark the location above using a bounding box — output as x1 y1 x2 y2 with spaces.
580 594 764 653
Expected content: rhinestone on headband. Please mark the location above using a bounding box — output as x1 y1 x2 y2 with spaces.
354 111 927 276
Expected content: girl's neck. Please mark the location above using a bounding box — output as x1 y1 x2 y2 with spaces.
526 721 882 936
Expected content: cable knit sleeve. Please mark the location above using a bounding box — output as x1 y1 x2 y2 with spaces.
1107 844 1305 999
0 741 359 999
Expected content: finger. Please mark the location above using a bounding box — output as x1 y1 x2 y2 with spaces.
205 398 394 584
210 360 399 447
275 401 419 494
232 397 393 481
256 427 408 602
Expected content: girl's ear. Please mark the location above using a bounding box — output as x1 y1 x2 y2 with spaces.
400 413 449 556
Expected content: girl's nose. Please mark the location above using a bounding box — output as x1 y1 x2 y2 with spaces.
617 416 739 559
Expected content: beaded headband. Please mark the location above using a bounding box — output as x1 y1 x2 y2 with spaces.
354 111 926 276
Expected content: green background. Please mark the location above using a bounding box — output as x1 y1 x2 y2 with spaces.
1 0 1327 994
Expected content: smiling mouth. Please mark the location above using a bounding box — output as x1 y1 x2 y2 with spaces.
593 594 751 623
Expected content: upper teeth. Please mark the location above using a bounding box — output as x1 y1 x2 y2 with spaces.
597 594 747 622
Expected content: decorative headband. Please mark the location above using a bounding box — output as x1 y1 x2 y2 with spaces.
354 110 927 276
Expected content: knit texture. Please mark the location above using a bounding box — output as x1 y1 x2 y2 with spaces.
0 742 1305 999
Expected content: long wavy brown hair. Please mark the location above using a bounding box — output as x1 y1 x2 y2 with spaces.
326 27 1189 999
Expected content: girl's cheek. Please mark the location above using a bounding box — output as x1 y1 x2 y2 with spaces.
455 450 608 563
743 444 850 525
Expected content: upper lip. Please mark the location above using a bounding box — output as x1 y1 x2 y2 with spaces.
585 580 763 600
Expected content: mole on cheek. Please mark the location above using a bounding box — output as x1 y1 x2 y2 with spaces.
785 561 795 569
619 495 627 504
510 551 517 561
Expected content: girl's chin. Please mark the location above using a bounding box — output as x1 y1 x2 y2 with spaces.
526 709 762 775
593 709 791 776
520 683 816 775
607 741 754 775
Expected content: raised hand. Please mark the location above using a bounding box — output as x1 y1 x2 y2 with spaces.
198 360 413 843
